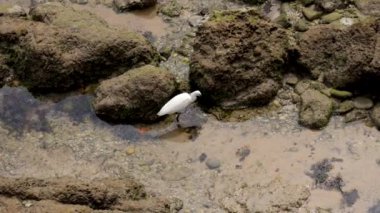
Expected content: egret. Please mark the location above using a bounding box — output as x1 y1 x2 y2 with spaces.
157 90 202 123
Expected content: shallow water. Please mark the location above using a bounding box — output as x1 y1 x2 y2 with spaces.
72 4 169 38
0 86 379 212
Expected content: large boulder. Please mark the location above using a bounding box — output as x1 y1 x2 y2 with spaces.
93 65 177 123
0 3 158 92
298 18 380 88
299 89 333 129
190 9 290 109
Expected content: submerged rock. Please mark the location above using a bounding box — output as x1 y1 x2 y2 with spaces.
113 0 157 12
93 65 177 123
299 89 333 129
0 176 183 212
298 18 380 88
370 104 380 129
353 96 374 109
0 3 158 92
190 9 290 109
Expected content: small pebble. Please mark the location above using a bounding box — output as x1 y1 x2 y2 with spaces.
206 158 221 170
199 153 207 162
126 147 135 155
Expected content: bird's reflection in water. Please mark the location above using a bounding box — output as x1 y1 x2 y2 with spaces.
148 105 207 141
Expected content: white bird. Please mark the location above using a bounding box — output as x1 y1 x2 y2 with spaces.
157 90 202 122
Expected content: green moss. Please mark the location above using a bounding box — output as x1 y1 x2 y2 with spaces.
210 11 237 23
160 0 182 17
248 16 260 24
330 88 352 99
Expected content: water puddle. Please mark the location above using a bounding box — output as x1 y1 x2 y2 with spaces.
72 4 169 38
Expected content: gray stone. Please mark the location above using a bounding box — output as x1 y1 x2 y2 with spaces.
205 158 221 170
353 97 373 109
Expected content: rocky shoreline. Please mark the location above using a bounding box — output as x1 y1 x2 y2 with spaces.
0 0 379 212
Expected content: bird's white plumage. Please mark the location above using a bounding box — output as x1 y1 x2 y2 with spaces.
157 90 201 116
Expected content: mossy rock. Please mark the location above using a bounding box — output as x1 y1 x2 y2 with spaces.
299 89 333 129
190 9 290 109
335 100 354 114
298 18 379 88
302 6 323 21
93 65 177 123
160 0 182 17
0 3 159 92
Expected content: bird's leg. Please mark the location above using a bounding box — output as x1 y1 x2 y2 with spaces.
176 113 181 128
